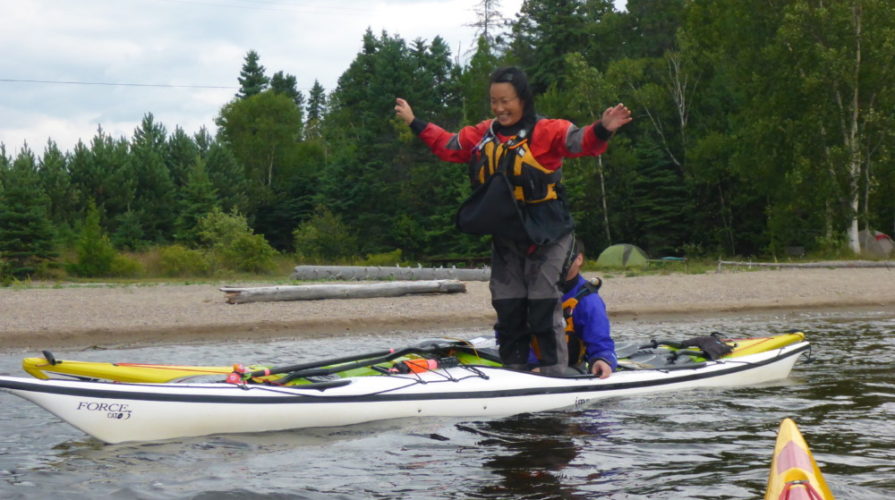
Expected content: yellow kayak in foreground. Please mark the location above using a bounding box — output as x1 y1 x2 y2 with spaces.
766 418 835 500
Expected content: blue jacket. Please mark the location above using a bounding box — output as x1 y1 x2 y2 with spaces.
563 275 617 370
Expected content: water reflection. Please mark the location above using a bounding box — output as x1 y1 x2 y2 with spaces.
459 414 584 498
0 310 893 498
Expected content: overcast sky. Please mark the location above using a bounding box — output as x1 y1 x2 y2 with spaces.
1 0 625 157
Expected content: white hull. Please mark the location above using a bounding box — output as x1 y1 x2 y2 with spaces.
0 342 809 444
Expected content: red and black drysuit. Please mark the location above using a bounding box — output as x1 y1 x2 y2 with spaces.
410 115 613 376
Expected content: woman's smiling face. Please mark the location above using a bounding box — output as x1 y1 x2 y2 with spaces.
490 82 524 127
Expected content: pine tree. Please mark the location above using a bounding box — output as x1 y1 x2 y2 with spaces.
165 126 200 188
38 140 78 232
629 143 691 255
175 158 219 245
305 80 327 140
270 71 305 139
0 144 9 175
69 128 135 223
508 0 588 93
70 199 116 277
0 147 57 278
204 142 250 215
193 127 213 157
129 113 176 243
237 50 269 99
270 71 305 109
461 36 499 125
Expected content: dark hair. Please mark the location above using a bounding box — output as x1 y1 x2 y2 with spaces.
489 67 536 121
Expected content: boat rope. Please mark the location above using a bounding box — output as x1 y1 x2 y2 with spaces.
377 363 490 386
229 365 492 399
800 344 815 363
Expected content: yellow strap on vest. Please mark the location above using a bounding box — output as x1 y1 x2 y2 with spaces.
563 297 579 333
515 184 558 203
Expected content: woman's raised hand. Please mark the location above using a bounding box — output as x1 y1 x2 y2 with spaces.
601 103 633 132
394 98 415 125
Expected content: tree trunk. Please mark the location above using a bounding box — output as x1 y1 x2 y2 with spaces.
845 3 863 255
290 265 491 281
598 157 611 243
221 280 467 304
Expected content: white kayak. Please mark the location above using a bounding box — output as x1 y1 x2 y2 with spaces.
0 340 810 444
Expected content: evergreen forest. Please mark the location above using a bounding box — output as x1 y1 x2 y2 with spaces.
2 0 894 280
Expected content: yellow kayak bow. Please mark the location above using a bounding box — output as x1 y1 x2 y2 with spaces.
765 418 834 500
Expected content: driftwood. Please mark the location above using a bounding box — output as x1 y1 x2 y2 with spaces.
290 265 490 282
221 280 467 304
717 259 894 270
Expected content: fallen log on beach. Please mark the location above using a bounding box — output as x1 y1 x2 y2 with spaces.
221 280 467 304
717 259 894 270
290 265 490 282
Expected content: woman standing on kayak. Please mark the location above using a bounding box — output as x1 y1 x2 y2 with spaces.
395 67 632 377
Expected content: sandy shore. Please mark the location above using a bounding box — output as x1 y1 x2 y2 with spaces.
1 267 893 350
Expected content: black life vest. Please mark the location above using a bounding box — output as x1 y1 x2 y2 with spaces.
455 120 575 245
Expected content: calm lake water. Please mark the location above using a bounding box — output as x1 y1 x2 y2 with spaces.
0 308 892 499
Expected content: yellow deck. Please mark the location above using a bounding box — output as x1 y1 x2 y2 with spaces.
765 418 834 500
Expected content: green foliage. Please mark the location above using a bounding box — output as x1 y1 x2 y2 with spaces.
38 140 77 229
357 249 403 266
129 113 177 244
175 159 218 246
110 209 146 251
69 200 116 277
4 2 894 267
0 259 12 286
158 244 210 277
68 129 134 220
293 206 358 262
305 80 327 140
270 71 305 116
237 50 269 98
197 207 251 249
166 127 201 188
221 233 277 273
109 254 144 278
507 0 589 93
0 147 57 278
197 208 277 273
203 142 250 215
216 90 304 197
461 36 500 124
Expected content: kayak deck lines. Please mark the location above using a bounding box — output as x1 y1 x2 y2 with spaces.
1 333 811 444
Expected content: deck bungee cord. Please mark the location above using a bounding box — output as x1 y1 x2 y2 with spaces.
226 363 493 399
1 333 810 444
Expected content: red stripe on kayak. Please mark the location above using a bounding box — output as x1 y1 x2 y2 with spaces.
780 482 824 500
777 441 813 474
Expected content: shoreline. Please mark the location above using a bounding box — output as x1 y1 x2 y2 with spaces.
1 267 893 351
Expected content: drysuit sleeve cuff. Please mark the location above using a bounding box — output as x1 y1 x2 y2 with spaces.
594 122 613 141
590 356 616 370
410 118 429 136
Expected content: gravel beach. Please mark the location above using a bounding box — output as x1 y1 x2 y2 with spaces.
1 267 893 350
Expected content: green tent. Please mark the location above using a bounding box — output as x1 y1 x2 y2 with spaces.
596 244 649 268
